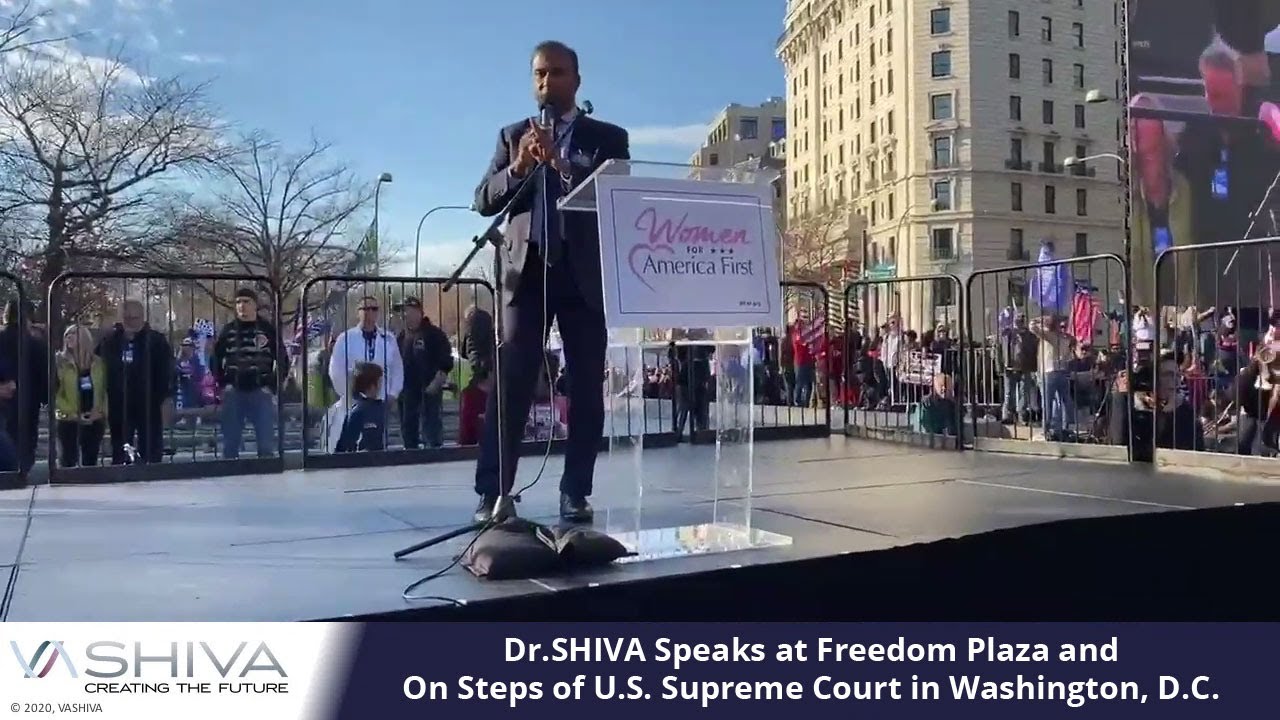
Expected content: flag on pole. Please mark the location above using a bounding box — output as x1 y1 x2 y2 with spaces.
354 218 379 274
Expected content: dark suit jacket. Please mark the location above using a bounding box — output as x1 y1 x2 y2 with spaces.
473 114 630 311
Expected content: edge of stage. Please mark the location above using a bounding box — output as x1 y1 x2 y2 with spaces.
3 436 1279 622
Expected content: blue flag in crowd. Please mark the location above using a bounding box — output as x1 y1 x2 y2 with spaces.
1028 241 1070 314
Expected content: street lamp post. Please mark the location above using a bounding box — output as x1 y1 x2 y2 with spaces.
414 205 471 277
373 172 393 274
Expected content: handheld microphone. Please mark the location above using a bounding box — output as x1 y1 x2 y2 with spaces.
538 104 553 129
581 100 594 115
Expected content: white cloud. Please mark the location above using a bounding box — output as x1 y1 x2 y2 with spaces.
177 52 224 65
626 122 707 148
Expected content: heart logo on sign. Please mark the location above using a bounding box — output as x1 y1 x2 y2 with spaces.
627 242 673 291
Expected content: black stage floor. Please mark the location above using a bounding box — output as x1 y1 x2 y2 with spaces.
2 436 1278 621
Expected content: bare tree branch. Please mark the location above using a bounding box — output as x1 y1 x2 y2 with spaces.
0 49 226 323
152 132 375 323
0 0 72 58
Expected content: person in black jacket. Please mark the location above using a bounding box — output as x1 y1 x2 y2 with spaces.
211 288 285 459
96 299 172 464
336 362 386 453
0 299 48 475
395 297 453 449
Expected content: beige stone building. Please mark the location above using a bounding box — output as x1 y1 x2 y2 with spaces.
689 98 788 170
777 0 1126 332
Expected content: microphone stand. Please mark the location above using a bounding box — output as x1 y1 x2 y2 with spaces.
393 165 543 560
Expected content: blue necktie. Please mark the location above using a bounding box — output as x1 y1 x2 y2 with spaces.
531 121 564 265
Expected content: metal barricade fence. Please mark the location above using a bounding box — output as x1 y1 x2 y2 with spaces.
299 275 495 469
748 281 831 441
301 275 682 470
842 274 964 450
1152 237 1280 478
46 272 285 483
965 254 1131 462
0 273 30 487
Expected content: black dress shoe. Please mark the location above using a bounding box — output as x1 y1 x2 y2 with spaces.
559 494 594 523
474 495 497 523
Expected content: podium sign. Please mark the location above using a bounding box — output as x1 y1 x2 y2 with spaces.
558 159 791 563
594 175 781 330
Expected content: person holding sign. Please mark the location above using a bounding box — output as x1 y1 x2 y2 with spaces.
470 41 631 523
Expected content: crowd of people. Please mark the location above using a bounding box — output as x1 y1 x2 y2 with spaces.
3 286 1279 481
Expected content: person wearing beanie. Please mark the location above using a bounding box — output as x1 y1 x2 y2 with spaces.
211 287 286 460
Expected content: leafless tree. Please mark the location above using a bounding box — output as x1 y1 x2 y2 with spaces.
0 50 224 315
781 201 854 288
156 132 374 323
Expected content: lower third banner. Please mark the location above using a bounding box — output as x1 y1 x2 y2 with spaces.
2 623 1275 718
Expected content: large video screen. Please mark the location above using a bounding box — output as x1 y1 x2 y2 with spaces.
1128 0 1280 316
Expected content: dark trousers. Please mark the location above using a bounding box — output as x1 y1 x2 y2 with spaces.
476 257 606 499
57 420 105 467
2 405 39 473
0 426 17 473
401 389 443 449
108 403 165 464
675 384 709 439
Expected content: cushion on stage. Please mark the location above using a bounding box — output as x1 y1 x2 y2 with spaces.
550 526 634 567
462 518 559 580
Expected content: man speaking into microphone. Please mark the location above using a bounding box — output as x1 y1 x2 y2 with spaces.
471 40 630 523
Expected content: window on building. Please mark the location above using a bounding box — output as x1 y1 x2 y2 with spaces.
1009 95 1022 120
1008 10 1020 37
855 59 860 81
1011 182 1023 211
887 69 894 93
709 153 719 166
931 228 955 260
1042 140 1056 167
1072 22 1084 48
1073 63 1085 89
930 7 950 34
1010 228 1025 260
739 117 758 140
931 50 951 77
1009 53 1021 79
869 6 876 26
1010 137 1024 163
930 93 953 120
886 29 892 53
887 110 894 134
1076 188 1088 216
1042 99 1054 124
933 180 952 210
870 122 877 143
933 277 955 306
932 136 952 168
1042 58 1053 84
1045 185 1057 214
1041 16 1052 42
771 117 786 141
888 192 895 218
1075 233 1089 256
1074 104 1086 128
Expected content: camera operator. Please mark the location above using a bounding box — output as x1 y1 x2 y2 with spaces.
1107 341 1204 460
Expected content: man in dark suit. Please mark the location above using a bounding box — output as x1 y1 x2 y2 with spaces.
471 40 629 523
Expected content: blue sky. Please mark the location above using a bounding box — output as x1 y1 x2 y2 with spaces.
53 0 786 274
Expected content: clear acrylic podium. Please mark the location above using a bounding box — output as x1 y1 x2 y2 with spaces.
559 159 793 562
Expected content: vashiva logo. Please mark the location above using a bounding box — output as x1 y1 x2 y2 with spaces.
11 641 78 679
10 640 287 680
